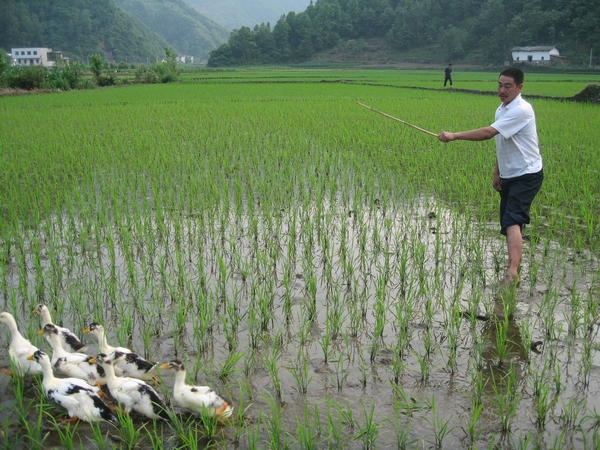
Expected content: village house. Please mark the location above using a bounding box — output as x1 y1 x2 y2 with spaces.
176 55 194 64
10 47 68 67
510 46 562 64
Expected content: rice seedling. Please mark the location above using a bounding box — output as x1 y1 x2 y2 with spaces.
423 396 454 449
517 317 534 362
115 407 146 450
50 420 80 450
285 348 313 394
533 380 557 429
559 397 585 430
87 421 113 450
493 314 512 367
355 399 380 450
262 391 287 449
218 350 244 380
293 401 323 449
265 336 283 402
462 401 484 445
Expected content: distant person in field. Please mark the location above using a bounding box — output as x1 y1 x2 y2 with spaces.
444 63 453 87
437 67 543 297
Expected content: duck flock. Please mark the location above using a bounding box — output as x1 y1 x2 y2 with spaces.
0 307 233 424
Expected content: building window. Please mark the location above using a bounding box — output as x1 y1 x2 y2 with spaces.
33 51 38 55
516 57 519 61
27 51 31 55
541 56 544 60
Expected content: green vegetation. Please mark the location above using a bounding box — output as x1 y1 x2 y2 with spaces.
0 70 599 448
0 0 227 63
0 50 184 90
0 0 168 63
115 0 229 61
208 0 600 66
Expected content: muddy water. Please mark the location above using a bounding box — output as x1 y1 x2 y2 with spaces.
1 195 598 449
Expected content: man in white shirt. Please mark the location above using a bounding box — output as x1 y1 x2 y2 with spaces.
437 68 543 296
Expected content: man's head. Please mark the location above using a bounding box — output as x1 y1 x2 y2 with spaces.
498 67 524 106
448 63 452 67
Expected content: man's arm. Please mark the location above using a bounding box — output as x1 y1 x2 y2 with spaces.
438 126 499 142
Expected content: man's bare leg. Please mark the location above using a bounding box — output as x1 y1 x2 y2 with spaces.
504 224 522 285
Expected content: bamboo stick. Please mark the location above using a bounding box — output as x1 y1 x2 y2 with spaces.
357 102 437 137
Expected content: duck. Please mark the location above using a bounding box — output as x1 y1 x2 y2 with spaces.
83 322 131 376
160 359 233 420
27 350 115 423
0 311 43 377
38 324 106 386
110 350 159 382
32 304 87 353
91 353 168 420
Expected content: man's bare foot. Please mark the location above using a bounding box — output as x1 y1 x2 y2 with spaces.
495 271 520 301
499 271 520 288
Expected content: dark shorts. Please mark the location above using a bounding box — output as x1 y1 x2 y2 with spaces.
499 169 543 236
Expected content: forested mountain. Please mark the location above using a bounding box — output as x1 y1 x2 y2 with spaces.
114 0 229 61
208 0 600 66
0 0 169 62
182 0 312 30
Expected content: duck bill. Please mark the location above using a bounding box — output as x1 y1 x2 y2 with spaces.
159 363 170 370
37 329 45 335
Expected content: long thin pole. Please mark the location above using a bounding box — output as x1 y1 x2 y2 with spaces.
357 102 437 137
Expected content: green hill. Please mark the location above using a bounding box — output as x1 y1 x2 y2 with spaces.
114 0 230 61
0 0 169 63
183 0 311 30
208 0 600 67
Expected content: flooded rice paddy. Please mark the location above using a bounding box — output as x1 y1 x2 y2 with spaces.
1 192 599 449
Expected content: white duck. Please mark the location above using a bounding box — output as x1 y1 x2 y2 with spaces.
0 311 43 377
83 322 131 376
160 359 233 419
110 350 159 382
32 304 87 353
27 350 115 423
38 324 106 386
91 353 168 420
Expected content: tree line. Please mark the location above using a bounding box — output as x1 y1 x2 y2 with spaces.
208 0 600 66
0 49 181 91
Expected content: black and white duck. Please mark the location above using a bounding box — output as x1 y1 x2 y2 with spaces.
38 324 106 386
83 322 131 376
32 304 87 353
110 350 159 382
91 353 168 420
27 350 115 423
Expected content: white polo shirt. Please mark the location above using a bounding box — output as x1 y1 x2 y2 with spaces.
491 94 543 179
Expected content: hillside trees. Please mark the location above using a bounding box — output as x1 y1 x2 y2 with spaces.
208 0 600 66
0 0 168 62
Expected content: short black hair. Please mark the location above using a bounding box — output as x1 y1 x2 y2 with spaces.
500 67 524 86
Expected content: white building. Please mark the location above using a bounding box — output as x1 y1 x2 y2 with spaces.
11 47 55 66
176 55 194 64
511 46 560 64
